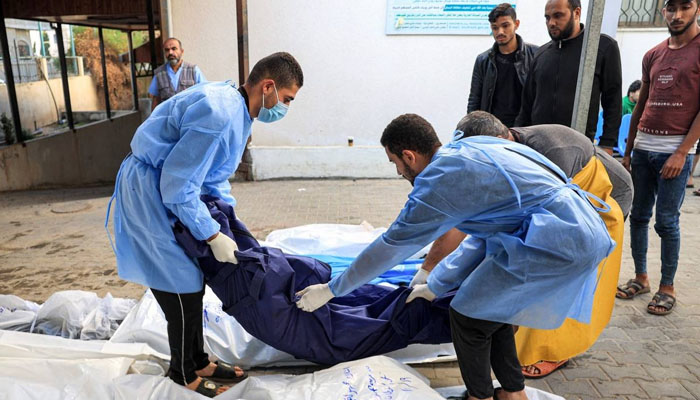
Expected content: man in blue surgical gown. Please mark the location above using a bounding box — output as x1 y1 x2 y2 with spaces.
296 114 615 400
107 52 303 397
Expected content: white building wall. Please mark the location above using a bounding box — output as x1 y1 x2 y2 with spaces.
616 28 668 94
169 1 670 179
169 0 239 82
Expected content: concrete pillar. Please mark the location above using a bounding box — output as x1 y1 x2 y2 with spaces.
37 57 49 79
76 56 84 76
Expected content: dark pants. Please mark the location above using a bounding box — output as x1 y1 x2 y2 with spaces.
151 286 210 385
629 150 693 286
449 307 525 399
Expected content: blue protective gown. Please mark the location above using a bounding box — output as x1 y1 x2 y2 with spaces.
328 136 616 330
107 81 253 293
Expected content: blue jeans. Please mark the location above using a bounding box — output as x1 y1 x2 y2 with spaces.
629 149 693 286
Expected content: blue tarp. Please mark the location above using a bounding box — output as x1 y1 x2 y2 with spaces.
307 254 423 285
172 196 453 365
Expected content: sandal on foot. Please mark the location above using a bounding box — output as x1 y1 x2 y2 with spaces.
616 279 650 299
209 360 248 383
647 292 676 315
195 378 228 398
521 359 569 379
693 189 700 196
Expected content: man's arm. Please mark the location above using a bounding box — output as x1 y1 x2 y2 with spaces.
598 39 623 150
148 76 160 111
622 81 649 171
467 57 484 113
515 63 536 127
195 66 207 83
421 228 467 272
151 95 161 111
660 110 700 179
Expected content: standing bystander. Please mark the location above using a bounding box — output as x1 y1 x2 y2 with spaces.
616 0 700 316
515 0 622 155
149 37 207 110
467 3 538 127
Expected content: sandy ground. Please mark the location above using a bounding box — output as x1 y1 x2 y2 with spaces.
0 180 410 302
0 186 137 301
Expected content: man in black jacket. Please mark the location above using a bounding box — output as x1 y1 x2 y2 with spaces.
467 3 538 127
515 0 622 152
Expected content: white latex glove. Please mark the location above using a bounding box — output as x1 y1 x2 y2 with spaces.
295 283 335 312
207 233 238 264
409 268 430 288
406 284 437 304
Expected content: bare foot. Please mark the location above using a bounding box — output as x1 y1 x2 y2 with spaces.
523 364 538 375
185 376 229 395
196 362 245 378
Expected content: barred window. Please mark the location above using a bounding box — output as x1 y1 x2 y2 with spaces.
618 0 665 27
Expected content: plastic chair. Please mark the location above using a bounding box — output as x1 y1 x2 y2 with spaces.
593 110 604 145
616 114 631 155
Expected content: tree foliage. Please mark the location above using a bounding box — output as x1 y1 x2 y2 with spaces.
73 28 133 110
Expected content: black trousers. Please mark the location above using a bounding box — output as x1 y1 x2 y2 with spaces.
151 286 210 385
449 307 525 399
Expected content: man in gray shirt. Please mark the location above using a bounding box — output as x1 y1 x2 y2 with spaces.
508 124 632 217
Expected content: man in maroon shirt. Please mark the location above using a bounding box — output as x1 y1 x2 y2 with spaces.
617 0 700 316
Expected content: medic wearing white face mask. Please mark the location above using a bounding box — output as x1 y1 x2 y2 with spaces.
106 53 303 396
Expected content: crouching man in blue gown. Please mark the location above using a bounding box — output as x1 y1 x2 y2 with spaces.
107 53 303 397
296 114 615 400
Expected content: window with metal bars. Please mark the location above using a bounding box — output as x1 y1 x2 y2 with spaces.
618 0 666 27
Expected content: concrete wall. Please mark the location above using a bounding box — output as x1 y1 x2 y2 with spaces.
0 111 141 191
251 146 397 180
158 1 673 180
240 0 665 179
0 75 101 131
2 2 668 187
169 0 239 82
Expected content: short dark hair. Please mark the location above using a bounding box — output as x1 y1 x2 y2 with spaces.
627 80 642 96
380 114 442 157
247 52 304 89
567 0 582 11
488 3 517 23
163 37 182 48
455 111 509 138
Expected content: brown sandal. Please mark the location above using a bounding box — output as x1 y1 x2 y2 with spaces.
647 292 676 315
616 279 650 299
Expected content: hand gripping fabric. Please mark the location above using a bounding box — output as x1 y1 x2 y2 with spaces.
172 196 454 365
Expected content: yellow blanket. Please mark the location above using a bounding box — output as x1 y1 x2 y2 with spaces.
515 156 624 365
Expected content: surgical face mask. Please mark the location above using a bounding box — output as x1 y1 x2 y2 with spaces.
258 83 288 123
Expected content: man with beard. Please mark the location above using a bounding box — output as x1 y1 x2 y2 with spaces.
515 0 622 154
149 37 206 110
467 3 538 127
617 0 700 315
296 114 615 400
